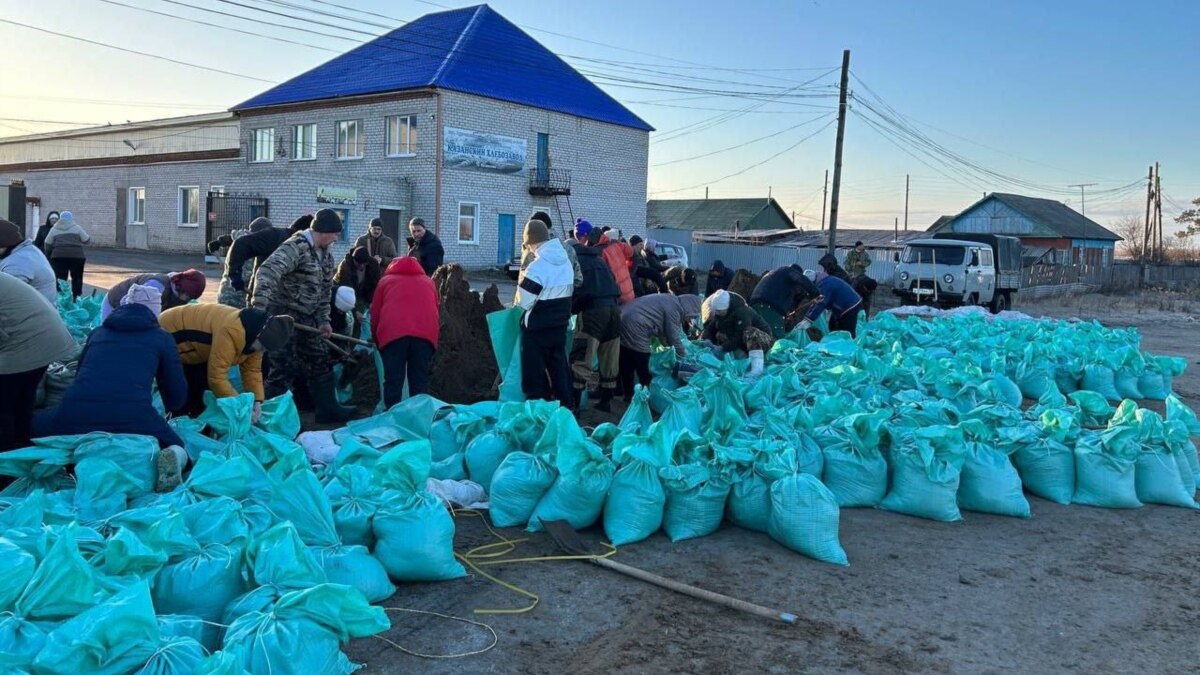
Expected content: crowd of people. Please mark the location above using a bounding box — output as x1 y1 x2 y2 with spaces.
1 205 873 491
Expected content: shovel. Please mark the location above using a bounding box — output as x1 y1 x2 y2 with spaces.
292 322 377 349
538 518 797 625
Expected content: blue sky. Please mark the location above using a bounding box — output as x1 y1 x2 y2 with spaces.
2 0 1197 231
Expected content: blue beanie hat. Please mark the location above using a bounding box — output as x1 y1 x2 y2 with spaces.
575 218 593 237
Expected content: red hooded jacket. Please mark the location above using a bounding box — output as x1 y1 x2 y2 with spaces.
370 257 440 349
595 233 635 304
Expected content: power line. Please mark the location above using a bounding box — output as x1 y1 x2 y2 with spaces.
95 0 340 53
0 18 276 83
653 113 834 167
0 117 104 126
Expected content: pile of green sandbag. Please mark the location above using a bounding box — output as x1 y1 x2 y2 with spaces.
0 389 500 672
54 280 105 341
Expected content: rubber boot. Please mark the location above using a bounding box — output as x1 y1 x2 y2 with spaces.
310 373 357 424
594 388 613 413
291 377 315 412
746 350 765 379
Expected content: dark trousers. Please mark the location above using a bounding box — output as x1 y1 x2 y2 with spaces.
381 337 435 408
181 363 210 417
829 304 861 338
521 326 572 409
0 366 48 452
51 257 85 299
619 346 652 399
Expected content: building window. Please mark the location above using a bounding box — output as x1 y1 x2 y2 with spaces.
331 208 350 242
293 123 316 161
250 128 275 163
211 185 226 195
127 187 145 225
385 115 417 156
458 202 479 244
336 120 364 159
178 186 200 226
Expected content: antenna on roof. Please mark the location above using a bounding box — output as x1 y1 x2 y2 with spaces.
705 186 708 200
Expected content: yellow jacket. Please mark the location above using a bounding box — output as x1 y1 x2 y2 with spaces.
159 303 266 401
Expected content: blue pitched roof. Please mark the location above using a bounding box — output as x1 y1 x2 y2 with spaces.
233 4 653 131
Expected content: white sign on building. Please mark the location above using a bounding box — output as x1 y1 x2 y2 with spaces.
443 127 526 175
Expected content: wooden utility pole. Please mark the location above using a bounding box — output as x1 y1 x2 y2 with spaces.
1154 162 1163 261
903 173 910 230
1069 183 1098 217
1142 164 1153 267
827 49 850 255
820 169 829 231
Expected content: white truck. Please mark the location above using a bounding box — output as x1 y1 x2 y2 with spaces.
891 233 1022 312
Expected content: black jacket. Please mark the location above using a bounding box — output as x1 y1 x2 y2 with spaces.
408 232 445 277
333 253 383 305
818 253 852 283
570 242 620 313
705 261 731 296
750 264 819 315
226 227 291 290
702 293 771 353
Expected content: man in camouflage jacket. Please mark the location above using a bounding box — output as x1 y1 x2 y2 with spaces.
251 208 355 422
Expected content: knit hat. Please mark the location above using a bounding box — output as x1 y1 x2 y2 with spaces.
0 219 22 249
574 218 593 239
629 235 644 247
334 286 357 312
256 313 292 351
248 217 273 233
700 289 731 324
170 269 206 299
531 211 553 230
351 246 372 265
803 268 817 282
646 238 658 254
290 214 314 233
312 208 343 234
58 211 75 227
369 217 383 230
523 219 550 247
121 283 162 317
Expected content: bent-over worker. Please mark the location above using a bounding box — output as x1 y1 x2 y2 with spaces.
796 271 864 338
701 289 773 377
619 293 702 399
749 264 820 338
102 269 206 320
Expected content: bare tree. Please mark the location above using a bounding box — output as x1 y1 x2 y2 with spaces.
1111 214 1146 259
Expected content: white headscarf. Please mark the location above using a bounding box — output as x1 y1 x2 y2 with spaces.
701 289 730 324
335 286 357 312
121 283 162 317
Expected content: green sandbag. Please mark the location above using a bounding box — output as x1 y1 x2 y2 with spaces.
603 428 672 546
527 430 615 533
957 444 1030 518
661 464 730 542
157 614 207 646
1016 362 1058 400
1072 429 1141 509
879 426 968 522
489 452 556 528
73 457 143 523
372 439 431 494
982 374 1024 409
0 538 36 612
767 473 848 566
0 446 73 497
817 411 890 507
1166 394 1200 437
194 651 244 675
487 307 525 402
33 581 159 675
197 392 255 441
269 470 341 547
1069 391 1114 427
1137 371 1168 400
465 432 516 493
618 385 654 435
170 417 226 460
1005 430 1075 505
152 539 247 626
325 465 381 548
1135 452 1198 508
372 491 466 582
312 545 396 603
1114 367 1143 400
136 637 209 675
1081 365 1122 402
221 584 389 675
725 442 793 532
179 497 250 547
700 373 748 441
95 527 169 578
256 392 301 439
590 423 621 452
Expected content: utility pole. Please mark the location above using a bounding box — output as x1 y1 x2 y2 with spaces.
1068 183 1098 217
1142 164 1153 268
827 49 850 255
894 216 898 242
705 186 709 200
903 173 910 231
820 169 829 231
1154 162 1162 261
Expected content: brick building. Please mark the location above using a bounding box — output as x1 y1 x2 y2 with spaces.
0 4 652 267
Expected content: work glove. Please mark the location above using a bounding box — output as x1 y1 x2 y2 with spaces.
252 401 263 424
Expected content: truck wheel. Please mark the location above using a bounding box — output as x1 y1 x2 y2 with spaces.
989 292 1009 314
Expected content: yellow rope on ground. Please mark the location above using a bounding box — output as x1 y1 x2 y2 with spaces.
374 607 498 659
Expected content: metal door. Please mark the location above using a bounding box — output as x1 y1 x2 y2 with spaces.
114 188 127 248
379 208 402 244
205 192 269 254
536 133 549 184
497 213 515 264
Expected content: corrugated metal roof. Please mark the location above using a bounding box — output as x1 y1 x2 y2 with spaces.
930 193 1122 241
232 5 653 131
647 198 791 231
780 228 928 249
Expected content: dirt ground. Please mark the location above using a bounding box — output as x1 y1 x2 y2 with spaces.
338 289 1200 675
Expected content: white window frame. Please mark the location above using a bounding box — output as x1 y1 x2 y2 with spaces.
336 120 364 160
292 123 317 161
457 201 480 244
178 186 200 228
127 187 145 225
385 114 417 157
250 128 275 163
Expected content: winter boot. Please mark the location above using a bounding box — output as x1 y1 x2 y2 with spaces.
310 372 357 424
746 349 765 379
572 388 584 413
594 388 614 413
155 445 188 492
291 377 315 412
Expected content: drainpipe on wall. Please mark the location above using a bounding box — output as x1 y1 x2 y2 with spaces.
434 89 443 237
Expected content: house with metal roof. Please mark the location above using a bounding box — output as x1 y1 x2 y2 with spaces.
0 4 652 265
928 193 1122 266
647 197 794 233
